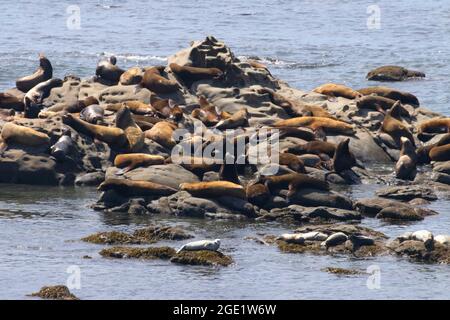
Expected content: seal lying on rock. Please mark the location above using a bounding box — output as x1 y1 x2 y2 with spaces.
98 178 177 197
141 66 179 94
358 86 420 106
395 137 417 180
180 181 246 199
119 67 144 85
215 108 249 130
114 153 165 174
16 53 53 93
313 83 361 99
356 94 402 113
366 66 425 81
24 78 63 118
176 239 221 253
0 92 24 111
417 134 450 163
429 143 450 162
274 116 354 135
107 100 155 115
79 104 104 124
417 118 450 138
1 122 50 149
50 130 76 162
95 56 125 84
145 121 177 149
169 63 223 86
286 141 336 157
321 232 348 248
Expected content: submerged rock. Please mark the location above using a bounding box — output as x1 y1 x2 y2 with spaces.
322 267 366 276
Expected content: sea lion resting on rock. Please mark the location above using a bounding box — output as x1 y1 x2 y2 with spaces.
313 83 361 99
277 127 318 141
215 108 249 130
119 67 143 85
416 133 450 164
246 183 270 206
259 173 329 197
98 178 177 197
169 63 223 86
366 66 425 82
176 239 221 254
141 66 179 94
24 78 63 118
395 137 417 180
115 106 145 152
274 116 354 135
358 86 420 106
180 181 246 199
191 96 221 126
79 104 104 124
50 130 76 162
286 141 336 157
16 53 53 93
417 118 450 136
145 121 177 149
429 143 450 162
114 153 165 174
107 100 155 115
95 56 124 84
380 101 415 147
0 122 50 149
356 94 404 114
0 92 24 111
279 153 306 173
46 96 99 114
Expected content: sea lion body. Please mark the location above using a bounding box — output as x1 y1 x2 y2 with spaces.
16 54 53 93
176 239 221 254
24 78 63 118
115 106 145 152
1 122 50 147
286 141 336 157
313 83 361 99
417 118 450 136
145 121 177 149
358 86 419 106
50 131 75 161
366 66 425 81
119 67 143 85
215 108 249 130
380 102 415 147
107 100 155 115
274 116 354 135
114 153 165 174
246 183 270 206
79 104 104 124
279 153 306 173
333 138 360 173
98 178 177 197
277 127 317 141
0 93 24 111
356 94 398 112
180 181 246 199
170 63 223 86
395 137 417 179
262 173 329 195
96 56 124 84
141 67 179 94
429 144 450 162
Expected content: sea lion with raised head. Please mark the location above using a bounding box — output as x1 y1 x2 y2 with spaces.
191 96 220 126
366 66 425 82
98 178 177 197
141 66 179 94
119 67 143 85
0 92 25 111
169 63 223 86
114 153 165 174
395 137 417 180
24 78 63 118
358 86 420 106
313 83 361 99
95 56 125 84
16 53 53 93
332 138 363 173
1 122 50 148
115 105 145 152
176 239 221 253
380 101 415 147
79 104 104 124
180 181 246 199
274 116 354 135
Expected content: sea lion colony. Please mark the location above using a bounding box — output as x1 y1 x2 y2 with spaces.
0 36 449 266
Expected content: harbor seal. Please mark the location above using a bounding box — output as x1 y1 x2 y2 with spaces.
366 66 425 81
50 130 76 162
95 56 125 84
141 66 179 94
411 230 434 249
358 86 420 106
115 105 145 152
435 235 450 246
313 83 361 99
348 234 375 247
79 104 104 124
176 239 221 254
24 78 63 118
119 67 143 85
1 122 50 148
0 92 25 111
395 137 417 179
169 63 223 86
274 116 354 135
114 153 165 174
320 232 348 248
98 178 177 197
276 233 305 244
180 181 246 199
16 53 53 93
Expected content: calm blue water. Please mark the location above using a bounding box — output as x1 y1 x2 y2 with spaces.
0 0 449 299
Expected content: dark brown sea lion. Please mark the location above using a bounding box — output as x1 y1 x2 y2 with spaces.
395 137 417 180
215 108 249 130
380 101 415 147
358 86 420 106
24 78 63 118
274 116 354 135
429 144 450 162
313 83 361 99
99 178 177 197
366 66 425 81
261 173 329 195
356 94 399 113
95 56 125 84
107 100 155 115
179 181 246 199
246 183 271 206
16 53 53 93
169 63 223 86
417 118 450 136
0 92 25 111
285 141 336 157
114 153 165 174
115 106 145 152
279 153 306 173
144 121 177 149
1 122 50 148
119 67 143 85
219 163 240 185
417 133 450 164
332 138 362 173
141 66 179 94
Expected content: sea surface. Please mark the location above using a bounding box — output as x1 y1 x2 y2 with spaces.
0 0 449 299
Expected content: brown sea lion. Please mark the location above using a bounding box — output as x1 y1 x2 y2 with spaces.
417 133 450 164
98 178 177 197
277 127 317 141
149 96 183 120
1 122 50 148
144 121 177 149
106 100 155 115
356 94 398 113
358 86 419 106
24 78 63 118
247 59 268 70
219 163 240 184
115 106 145 152
332 138 362 173
380 101 415 147
246 183 271 206
46 96 99 113
119 67 143 85
95 56 125 84
313 83 361 99
114 153 165 174
0 92 25 111
285 141 336 157
279 153 306 173
429 144 450 162
417 118 450 135
141 66 179 94
180 181 246 199
260 173 329 196
167 156 220 176
16 53 53 93
169 63 223 86
395 137 417 180
191 96 220 126
366 66 425 81
274 117 354 135
215 108 249 130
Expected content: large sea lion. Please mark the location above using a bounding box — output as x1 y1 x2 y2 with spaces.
79 104 104 124
417 118 450 136
115 106 145 152
180 181 246 199
286 141 336 157
215 108 249 130
366 66 425 81
24 78 63 118
380 101 415 147
356 94 399 113
332 138 362 173
274 117 354 135
0 92 25 111
145 121 177 149
50 130 76 161
1 122 50 148
279 153 306 173
107 100 155 115
169 63 223 86
260 173 329 195
16 53 53 93
119 67 143 85
358 86 420 106
95 56 124 84
246 183 270 206
141 66 179 94
417 133 450 163
313 83 361 99
277 127 317 141
191 96 220 126
176 239 221 253
114 153 165 174
98 178 177 196
429 143 450 162
395 137 417 180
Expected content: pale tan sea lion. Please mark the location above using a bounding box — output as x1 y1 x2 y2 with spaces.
141 66 179 94
380 101 415 147
114 153 165 174
274 116 354 135
0 92 25 111
313 83 361 99
144 121 177 149
1 122 50 148
215 108 249 130
169 63 223 86
180 181 246 199
119 67 144 85
98 178 177 196
395 137 417 180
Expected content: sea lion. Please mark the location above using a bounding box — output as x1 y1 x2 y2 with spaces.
366 66 425 81
356 94 399 113
79 104 104 124
180 181 246 199
169 63 223 86
417 118 450 136
219 162 240 184
149 96 183 120
47 96 99 114
176 239 221 254
119 67 143 85
358 86 420 106
95 56 125 84
429 143 450 162
274 116 354 135
395 137 417 180
168 156 220 176
114 153 165 174
50 130 76 161
1 122 50 148
246 183 270 206
277 127 317 141
332 138 362 173
141 66 179 94
320 232 348 248
191 96 220 126
247 59 268 70
0 92 25 111
107 100 155 115
24 78 63 118
98 178 177 197
62 114 127 148
16 53 53 93
286 141 336 157
313 83 361 99
279 153 306 173
115 106 145 152
215 108 249 130
145 121 177 149
380 101 415 147
261 173 329 195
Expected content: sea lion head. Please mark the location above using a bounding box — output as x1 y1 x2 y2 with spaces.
115 104 133 128
109 56 117 65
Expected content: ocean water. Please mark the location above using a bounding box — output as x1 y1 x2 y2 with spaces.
0 0 449 299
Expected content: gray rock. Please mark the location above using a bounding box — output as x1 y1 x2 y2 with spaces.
75 171 105 186
376 185 438 201
288 188 353 210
